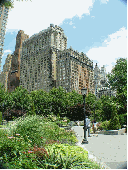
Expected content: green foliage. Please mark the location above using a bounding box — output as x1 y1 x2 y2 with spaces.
107 58 127 93
86 92 97 114
66 90 83 107
99 96 116 121
107 58 127 115
3 86 33 120
118 113 127 128
0 112 2 125
0 0 13 8
0 115 101 169
109 113 121 130
0 0 32 8
98 121 110 130
49 86 68 116
45 143 88 159
5 115 78 147
0 83 7 112
67 102 93 121
30 89 51 116
41 143 101 169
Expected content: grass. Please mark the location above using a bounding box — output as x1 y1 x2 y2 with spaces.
0 115 102 169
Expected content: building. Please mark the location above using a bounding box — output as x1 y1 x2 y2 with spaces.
56 47 94 94
93 63 116 98
7 30 29 92
97 87 116 98
0 5 10 74
19 24 94 94
0 53 12 91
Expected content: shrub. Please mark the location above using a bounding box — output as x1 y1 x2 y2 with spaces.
43 143 101 169
118 113 127 128
108 113 121 130
0 117 101 169
5 115 78 147
32 146 49 160
0 112 2 125
98 121 110 130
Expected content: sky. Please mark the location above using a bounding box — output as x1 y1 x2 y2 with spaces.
1 0 127 73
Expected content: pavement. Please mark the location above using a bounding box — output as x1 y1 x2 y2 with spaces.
71 126 127 169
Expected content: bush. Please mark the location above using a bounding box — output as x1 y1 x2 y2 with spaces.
97 121 110 130
0 116 101 169
0 112 2 125
43 143 101 169
5 115 78 147
118 113 127 128
108 113 121 130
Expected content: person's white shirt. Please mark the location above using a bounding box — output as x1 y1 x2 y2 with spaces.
86 118 90 127
94 122 97 127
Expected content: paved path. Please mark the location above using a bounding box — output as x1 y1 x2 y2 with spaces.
71 126 127 169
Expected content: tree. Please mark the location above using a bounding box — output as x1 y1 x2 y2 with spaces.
107 58 127 93
66 90 83 107
108 103 121 130
3 86 33 120
107 58 127 115
85 92 96 118
0 83 8 112
67 103 91 121
0 0 32 8
49 86 68 116
30 89 51 116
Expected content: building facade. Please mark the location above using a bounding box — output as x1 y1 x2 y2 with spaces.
7 30 29 92
0 5 10 74
93 63 116 98
19 24 94 94
0 53 12 91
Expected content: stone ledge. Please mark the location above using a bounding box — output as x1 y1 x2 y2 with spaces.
91 128 126 135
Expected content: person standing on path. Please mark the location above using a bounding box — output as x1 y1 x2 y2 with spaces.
93 120 97 133
77 120 80 126
88 118 91 137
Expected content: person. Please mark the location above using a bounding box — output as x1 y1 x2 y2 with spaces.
88 119 91 137
93 120 97 133
77 120 80 126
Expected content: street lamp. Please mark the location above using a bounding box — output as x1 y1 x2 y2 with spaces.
81 87 88 144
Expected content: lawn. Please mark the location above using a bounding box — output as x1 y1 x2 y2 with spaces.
0 115 102 169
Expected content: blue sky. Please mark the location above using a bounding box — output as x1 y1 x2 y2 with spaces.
1 0 127 73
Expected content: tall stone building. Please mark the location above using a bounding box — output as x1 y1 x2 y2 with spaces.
0 53 12 91
7 30 29 92
0 5 10 74
93 63 116 98
20 24 94 94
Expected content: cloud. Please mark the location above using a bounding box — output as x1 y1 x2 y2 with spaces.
86 27 127 73
73 26 76 29
3 50 12 53
91 16 95 19
100 0 109 4
69 21 73 25
6 0 95 36
6 29 19 34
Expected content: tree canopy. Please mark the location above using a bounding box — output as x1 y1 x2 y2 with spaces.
107 58 127 114
107 58 127 93
0 0 32 8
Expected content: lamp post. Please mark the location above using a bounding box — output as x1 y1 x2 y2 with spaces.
81 87 88 144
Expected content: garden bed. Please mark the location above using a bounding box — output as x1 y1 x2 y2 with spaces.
0 115 101 169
